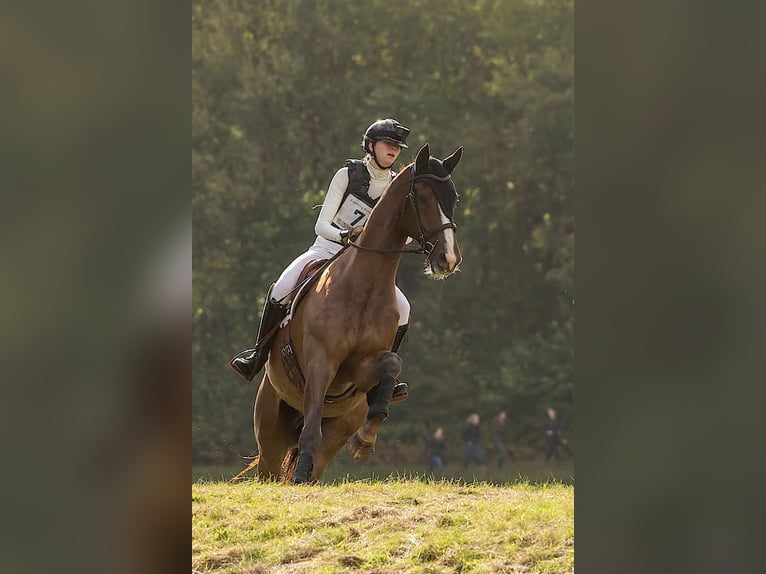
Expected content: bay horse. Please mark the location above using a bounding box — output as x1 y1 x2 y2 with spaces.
251 143 463 484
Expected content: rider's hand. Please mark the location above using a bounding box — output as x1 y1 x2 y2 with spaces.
341 226 363 246
349 226 363 241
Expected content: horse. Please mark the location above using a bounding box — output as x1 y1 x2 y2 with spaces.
250 143 463 484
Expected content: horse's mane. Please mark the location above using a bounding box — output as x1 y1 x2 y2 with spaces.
393 161 414 180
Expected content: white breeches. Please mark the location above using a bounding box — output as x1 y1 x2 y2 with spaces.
271 236 410 326
393 286 411 326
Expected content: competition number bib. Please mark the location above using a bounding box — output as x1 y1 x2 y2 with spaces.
332 194 373 229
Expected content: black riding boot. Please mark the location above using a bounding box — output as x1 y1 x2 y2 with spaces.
391 323 408 354
385 323 411 403
230 287 288 381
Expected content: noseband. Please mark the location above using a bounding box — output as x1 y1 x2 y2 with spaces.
348 165 458 255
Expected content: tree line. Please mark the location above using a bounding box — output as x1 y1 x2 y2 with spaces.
192 0 573 464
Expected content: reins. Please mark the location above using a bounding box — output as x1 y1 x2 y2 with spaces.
346 166 457 255
346 238 430 254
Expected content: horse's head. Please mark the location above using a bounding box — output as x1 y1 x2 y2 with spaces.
403 143 463 278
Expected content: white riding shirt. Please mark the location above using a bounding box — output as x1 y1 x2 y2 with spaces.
270 157 410 325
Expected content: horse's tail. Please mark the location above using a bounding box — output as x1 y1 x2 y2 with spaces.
281 447 300 483
229 455 260 483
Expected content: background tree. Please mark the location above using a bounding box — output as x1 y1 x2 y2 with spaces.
192 0 573 464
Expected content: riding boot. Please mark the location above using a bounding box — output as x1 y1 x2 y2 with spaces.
390 324 410 403
230 286 289 381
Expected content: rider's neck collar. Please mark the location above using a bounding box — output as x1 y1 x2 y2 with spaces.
364 155 391 179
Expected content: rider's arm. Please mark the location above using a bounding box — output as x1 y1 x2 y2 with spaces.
314 167 349 243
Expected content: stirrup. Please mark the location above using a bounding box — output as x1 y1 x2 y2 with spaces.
391 381 409 404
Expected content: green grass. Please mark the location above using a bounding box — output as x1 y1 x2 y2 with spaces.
193 454 574 486
192 479 573 573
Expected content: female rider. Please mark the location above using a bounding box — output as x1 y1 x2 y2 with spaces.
230 119 413 402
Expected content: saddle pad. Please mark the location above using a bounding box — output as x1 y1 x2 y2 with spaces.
283 258 329 325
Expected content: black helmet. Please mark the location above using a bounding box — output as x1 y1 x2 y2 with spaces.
363 118 410 149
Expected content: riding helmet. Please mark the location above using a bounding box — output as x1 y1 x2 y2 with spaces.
363 118 410 149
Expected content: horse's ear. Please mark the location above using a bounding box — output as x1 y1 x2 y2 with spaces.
415 143 430 174
442 146 463 174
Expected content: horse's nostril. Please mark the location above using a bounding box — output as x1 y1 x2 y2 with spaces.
437 249 457 271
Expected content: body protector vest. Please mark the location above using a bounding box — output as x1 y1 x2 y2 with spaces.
331 159 396 230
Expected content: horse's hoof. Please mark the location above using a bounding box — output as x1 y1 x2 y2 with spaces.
347 432 376 460
292 453 313 484
391 381 409 403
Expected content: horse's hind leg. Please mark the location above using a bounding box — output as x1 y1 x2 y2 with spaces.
254 374 300 480
310 403 368 481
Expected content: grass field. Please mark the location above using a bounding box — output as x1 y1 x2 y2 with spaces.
192 479 573 573
193 454 574 487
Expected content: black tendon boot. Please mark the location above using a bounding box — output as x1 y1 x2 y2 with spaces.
230 286 288 381
390 324 409 403
366 374 396 419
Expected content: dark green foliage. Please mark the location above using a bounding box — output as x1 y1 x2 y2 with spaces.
192 0 573 464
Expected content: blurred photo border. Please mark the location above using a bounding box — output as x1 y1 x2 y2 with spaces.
1 0 764 572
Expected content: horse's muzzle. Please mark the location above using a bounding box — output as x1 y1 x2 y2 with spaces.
429 245 461 277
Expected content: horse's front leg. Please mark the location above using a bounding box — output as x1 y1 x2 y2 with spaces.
347 351 402 460
293 359 337 484
310 400 368 481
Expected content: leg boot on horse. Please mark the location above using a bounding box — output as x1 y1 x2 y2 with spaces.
366 373 397 420
348 377 396 460
348 350 403 461
230 286 289 381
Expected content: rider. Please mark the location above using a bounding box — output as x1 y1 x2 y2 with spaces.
230 118 414 402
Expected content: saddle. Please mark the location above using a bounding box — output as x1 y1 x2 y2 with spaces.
276 252 407 406
277 257 359 404
277 258 326 393
289 259 327 311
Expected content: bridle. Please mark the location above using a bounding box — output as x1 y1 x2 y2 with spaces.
409 169 458 252
348 165 458 255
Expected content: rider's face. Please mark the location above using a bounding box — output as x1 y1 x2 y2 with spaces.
372 140 402 168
